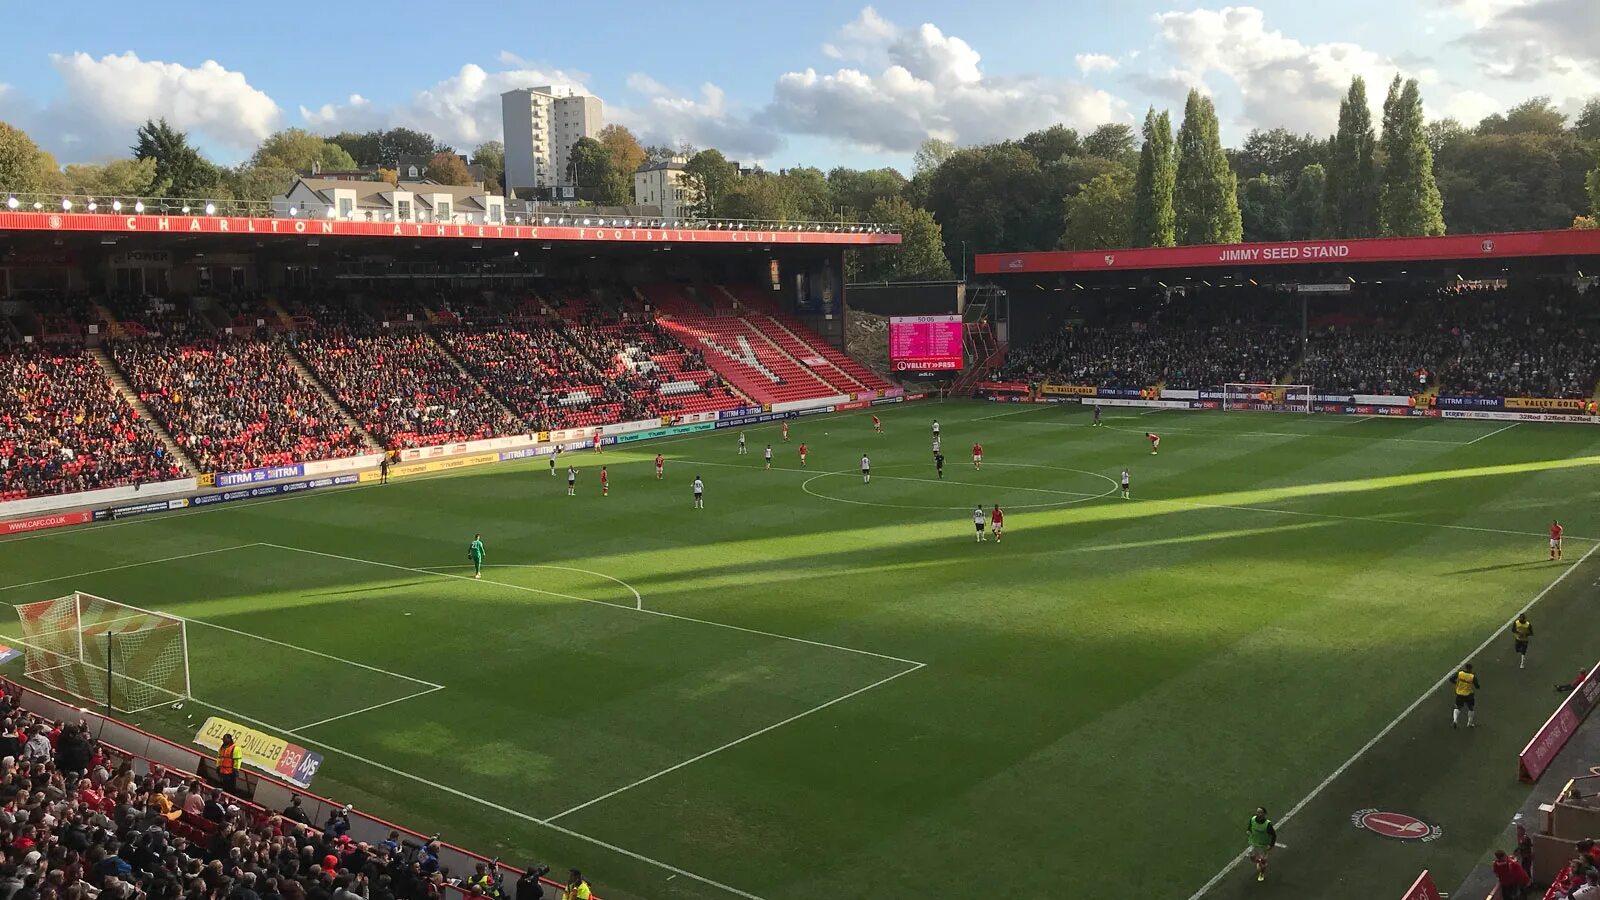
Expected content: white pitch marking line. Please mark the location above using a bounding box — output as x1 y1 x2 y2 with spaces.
1184 538 1600 900
262 543 925 667
545 661 927 823
0 544 259 592
172 695 770 900
1165 498 1596 543
811 469 1101 498
181 610 444 689
0 542 444 689
1099 423 1469 445
1466 422 1520 444
421 564 643 610
291 685 446 731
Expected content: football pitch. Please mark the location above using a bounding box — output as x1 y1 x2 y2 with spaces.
2 401 1599 900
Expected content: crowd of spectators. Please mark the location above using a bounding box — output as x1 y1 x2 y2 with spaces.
999 325 1299 389
436 326 607 431
111 338 369 473
0 688 590 900
999 281 1600 398
296 329 511 450
0 346 181 501
99 295 196 340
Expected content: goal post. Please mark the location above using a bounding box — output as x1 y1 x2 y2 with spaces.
1222 383 1313 414
11 592 191 713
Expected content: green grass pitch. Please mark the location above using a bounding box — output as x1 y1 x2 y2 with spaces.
2 401 1599 900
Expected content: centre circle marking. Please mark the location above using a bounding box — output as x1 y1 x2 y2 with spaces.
799 462 1118 510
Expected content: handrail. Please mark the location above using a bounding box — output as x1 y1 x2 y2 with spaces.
0 192 900 234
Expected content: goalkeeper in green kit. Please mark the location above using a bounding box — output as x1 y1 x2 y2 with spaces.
469 534 485 578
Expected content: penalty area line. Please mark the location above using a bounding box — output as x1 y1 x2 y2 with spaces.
262 543 925 668
544 661 927 823
1183 538 1600 900
171 695 772 900
290 684 447 731
0 544 262 593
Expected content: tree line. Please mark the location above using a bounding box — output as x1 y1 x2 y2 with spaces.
2 78 1598 282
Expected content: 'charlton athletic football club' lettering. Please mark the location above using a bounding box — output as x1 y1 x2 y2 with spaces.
0 211 900 247
1350 809 1442 842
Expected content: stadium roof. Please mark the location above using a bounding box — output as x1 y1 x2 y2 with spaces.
974 228 1600 276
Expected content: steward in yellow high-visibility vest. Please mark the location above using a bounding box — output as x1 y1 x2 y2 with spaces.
217 734 243 793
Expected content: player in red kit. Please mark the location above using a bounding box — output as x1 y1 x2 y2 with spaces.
990 505 1004 543
798 442 808 466
592 428 603 453
654 454 664 479
782 421 790 442
872 415 882 433
1551 520 1564 560
1147 432 1161 455
972 442 983 470
599 466 609 496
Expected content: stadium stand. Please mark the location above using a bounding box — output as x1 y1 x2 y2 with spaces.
643 283 856 405
1000 283 1600 397
110 337 370 473
0 680 584 900
5 277 1594 504
295 329 513 450
1000 325 1300 389
99 294 198 340
0 345 183 501
718 284 894 395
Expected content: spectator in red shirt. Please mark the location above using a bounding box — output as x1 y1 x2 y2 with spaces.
1493 849 1531 900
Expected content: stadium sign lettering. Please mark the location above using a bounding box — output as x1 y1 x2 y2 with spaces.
1217 243 1352 262
7 211 897 246
1 510 92 534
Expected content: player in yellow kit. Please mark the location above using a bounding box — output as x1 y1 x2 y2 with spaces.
1512 614 1533 669
1448 663 1479 728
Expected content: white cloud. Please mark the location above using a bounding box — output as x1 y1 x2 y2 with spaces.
0 51 280 161
1451 0 1599 86
1075 54 1120 75
612 81 783 160
1150 7 1402 135
625 73 671 98
1427 88 1501 125
1433 0 1532 28
760 7 1127 154
300 94 370 129
299 60 592 152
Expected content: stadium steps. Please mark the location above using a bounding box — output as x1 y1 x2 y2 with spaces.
265 298 298 331
279 343 385 453
422 331 521 424
709 287 863 394
91 301 127 339
89 346 200 475
197 301 234 333
717 284 895 392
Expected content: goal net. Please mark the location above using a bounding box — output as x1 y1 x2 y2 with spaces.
11 592 191 713
1222 383 1313 414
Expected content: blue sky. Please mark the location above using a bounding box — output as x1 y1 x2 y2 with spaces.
0 0 1594 171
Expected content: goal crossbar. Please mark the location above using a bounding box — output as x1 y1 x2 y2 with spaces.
1221 383 1313 414
11 592 192 713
